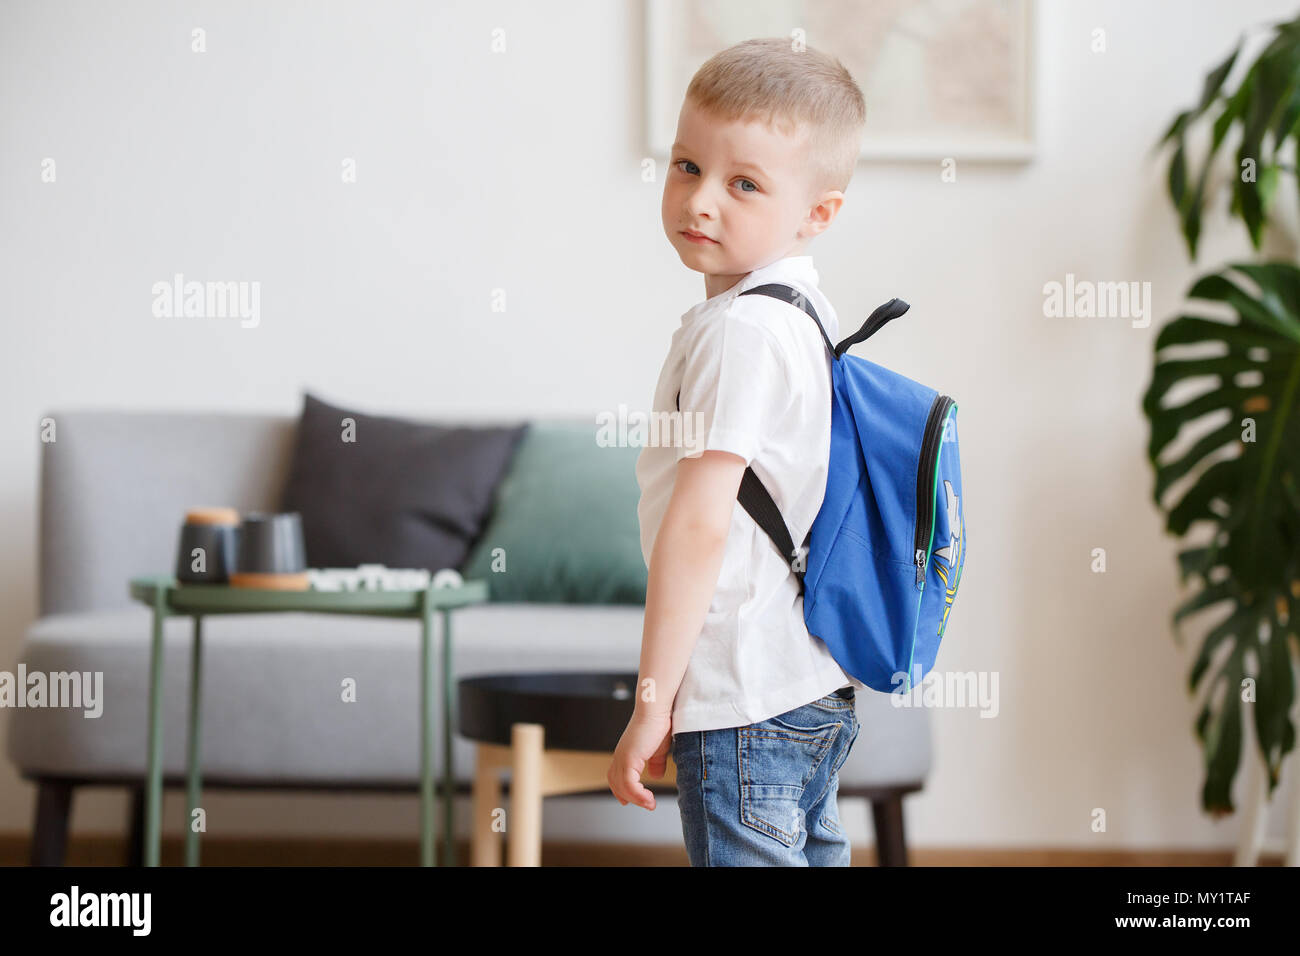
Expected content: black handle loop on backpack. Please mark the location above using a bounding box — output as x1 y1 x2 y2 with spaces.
832 297 910 359
733 284 909 360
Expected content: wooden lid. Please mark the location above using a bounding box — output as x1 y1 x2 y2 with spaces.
228 571 310 590
185 507 241 526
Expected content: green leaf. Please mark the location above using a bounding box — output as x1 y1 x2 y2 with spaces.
1157 108 1192 147
1175 578 1237 623
1188 604 1250 690
1153 419 1248 501
1253 598 1296 790
1169 141 1188 215
1177 546 1216 582
1186 272 1300 342
1167 457 1246 534
1200 669 1243 816
1259 162 1281 215
1232 52 1289 248
1173 578 1237 648
1200 46 1241 113
1143 384 1259 462
1232 263 1300 334
1153 313 1289 353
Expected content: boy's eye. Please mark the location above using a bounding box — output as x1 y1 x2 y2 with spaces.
672 160 757 193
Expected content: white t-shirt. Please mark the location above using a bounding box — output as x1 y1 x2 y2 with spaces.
635 254 864 736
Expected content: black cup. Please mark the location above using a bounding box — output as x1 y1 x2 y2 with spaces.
175 520 240 583
237 512 307 574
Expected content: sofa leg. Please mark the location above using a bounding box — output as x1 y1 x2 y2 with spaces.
126 785 145 867
31 778 73 866
871 791 909 866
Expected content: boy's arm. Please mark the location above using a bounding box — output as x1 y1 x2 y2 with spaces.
634 448 747 720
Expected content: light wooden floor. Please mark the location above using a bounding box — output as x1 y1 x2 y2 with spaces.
0 834 1285 866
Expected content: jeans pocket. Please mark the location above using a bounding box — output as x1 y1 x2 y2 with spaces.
738 708 844 847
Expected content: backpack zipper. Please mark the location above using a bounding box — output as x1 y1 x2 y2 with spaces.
914 394 955 588
903 393 955 694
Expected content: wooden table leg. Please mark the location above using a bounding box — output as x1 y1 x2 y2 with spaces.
464 728 673 867
471 744 503 866
507 723 544 867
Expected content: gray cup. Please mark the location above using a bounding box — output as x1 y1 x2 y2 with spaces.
237 512 307 574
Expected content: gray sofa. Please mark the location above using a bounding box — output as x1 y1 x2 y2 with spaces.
6 409 930 865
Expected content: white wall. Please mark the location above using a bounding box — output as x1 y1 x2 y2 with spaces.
2 0 1297 854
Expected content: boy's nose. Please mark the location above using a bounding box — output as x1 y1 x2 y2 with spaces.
686 191 718 219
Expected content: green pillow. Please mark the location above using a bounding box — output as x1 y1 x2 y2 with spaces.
460 420 647 604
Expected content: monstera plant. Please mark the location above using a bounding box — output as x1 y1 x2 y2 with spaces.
1146 13 1300 816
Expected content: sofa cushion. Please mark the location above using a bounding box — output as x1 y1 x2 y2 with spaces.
279 392 526 572
461 420 647 604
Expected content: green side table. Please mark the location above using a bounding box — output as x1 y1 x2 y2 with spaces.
128 574 488 867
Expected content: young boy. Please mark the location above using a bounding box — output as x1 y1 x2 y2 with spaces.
606 38 868 866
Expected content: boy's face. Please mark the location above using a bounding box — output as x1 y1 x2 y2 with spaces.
662 99 843 296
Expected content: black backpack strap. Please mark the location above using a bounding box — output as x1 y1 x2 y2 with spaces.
741 283 837 360
675 386 810 593
672 281 829 594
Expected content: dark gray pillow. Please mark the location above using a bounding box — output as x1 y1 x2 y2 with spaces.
279 392 527 572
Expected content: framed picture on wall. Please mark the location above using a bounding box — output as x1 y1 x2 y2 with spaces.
645 0 1036 163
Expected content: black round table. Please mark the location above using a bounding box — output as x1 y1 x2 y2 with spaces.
458 671 643 751
457 671 676 866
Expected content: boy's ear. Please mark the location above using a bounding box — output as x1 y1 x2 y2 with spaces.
803 190 845 238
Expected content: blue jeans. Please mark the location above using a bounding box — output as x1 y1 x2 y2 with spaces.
671 686 861 866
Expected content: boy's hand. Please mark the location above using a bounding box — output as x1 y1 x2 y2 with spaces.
607 712 673 810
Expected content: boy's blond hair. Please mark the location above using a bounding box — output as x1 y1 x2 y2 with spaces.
684 37 866 198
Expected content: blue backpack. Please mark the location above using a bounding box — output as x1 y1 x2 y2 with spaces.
676 283 966 695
